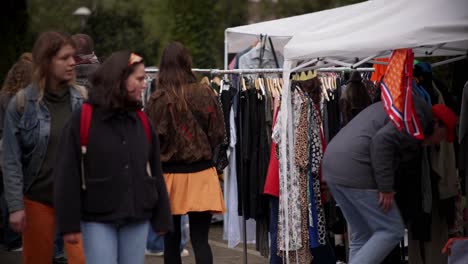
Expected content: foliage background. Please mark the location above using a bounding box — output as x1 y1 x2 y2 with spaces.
1 0 365 83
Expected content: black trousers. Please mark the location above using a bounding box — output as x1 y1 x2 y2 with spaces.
164 212 213 264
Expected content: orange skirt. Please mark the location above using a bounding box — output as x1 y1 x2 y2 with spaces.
164 167 226 215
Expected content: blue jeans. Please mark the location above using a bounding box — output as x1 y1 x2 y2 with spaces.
328 183 405 264
81 220 149 264
147 215 187 252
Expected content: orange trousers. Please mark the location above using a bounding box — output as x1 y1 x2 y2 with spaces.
23 198 84 264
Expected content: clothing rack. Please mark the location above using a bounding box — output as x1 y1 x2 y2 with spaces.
145 67 375 75
143 67 375 264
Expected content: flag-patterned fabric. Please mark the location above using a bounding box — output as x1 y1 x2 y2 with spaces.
380 49 424 139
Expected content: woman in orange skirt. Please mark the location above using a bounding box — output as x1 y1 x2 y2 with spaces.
146 41 226 264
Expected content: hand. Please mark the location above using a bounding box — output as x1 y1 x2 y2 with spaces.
9 210 26 233
64 233 81 244
379 192 395 213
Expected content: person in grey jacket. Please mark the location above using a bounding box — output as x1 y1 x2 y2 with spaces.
322 96 457 264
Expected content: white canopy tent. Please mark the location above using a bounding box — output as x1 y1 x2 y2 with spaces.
226 0 468 70
224 0 375 67
282 0 468 72
225 0 374 52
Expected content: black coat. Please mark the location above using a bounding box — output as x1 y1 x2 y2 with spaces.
54 106 173 235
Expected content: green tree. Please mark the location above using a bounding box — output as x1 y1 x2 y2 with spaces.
84 10 147 62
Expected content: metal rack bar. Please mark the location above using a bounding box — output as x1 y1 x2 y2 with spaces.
145 67 375 75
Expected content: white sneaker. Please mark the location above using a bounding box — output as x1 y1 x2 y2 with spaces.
145 249 164 257
181 249 189 257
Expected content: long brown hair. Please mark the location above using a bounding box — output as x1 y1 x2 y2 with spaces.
89 50 144 110
32 31 76 99
157 42 196 112
0 53 33 98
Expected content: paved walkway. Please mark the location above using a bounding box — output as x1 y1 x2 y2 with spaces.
0 225 269 264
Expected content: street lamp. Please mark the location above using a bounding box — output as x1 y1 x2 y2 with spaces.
73 7 91 31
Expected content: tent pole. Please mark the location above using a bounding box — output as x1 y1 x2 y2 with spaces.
431 55 467 67
352 52 388 68
425 43 446 55
323 58 353 67
224 31 229 79
291 58 319 72
417 45 467 53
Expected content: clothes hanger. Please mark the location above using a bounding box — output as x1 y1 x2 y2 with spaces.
259 77 266 97
241 76 247 91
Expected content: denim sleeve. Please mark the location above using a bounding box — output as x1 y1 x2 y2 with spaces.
370 122 404 192
2 96 25 212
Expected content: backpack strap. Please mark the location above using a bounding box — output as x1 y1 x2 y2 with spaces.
136 110 152 143
80 103 93 190
136 110 153 177
80 103 93 152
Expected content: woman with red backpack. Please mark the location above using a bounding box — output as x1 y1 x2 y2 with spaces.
54 50 173 264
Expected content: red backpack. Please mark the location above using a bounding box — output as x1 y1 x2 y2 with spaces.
79 103 152 190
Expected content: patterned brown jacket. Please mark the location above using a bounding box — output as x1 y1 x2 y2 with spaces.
146 83 225 173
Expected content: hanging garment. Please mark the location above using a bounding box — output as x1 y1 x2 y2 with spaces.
256 90 270 257
380 49 424 140
363 79 379 103
459 82 468 234
264 107 280 197
290 90 313 263
370 58 389 83
274 89 303 251
430 86 458 200
237 89 250 216
431 85 463 237
309 103 327 247
408 187 449 264
224 106 256 248
326 80 342 139
339 74 372 126
413 81 433 105
238 45 284 70
247 88 260 219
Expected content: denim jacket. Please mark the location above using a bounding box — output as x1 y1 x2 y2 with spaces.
2 84 85 212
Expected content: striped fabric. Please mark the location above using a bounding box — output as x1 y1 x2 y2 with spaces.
380 49 424 140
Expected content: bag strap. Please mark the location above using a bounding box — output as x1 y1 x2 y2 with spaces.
136 110 151 143
79 103 93 190
80 103 93 151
